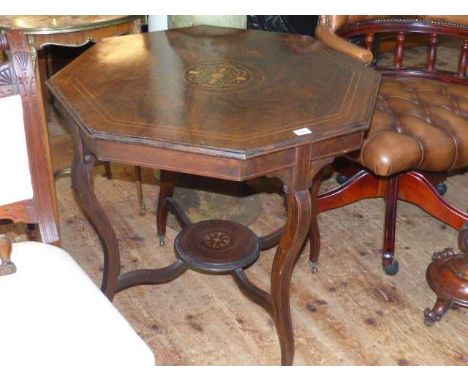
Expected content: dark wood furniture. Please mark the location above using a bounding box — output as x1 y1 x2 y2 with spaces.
0 16 145 95
0 30 156 366
424 223 468 325
315 16 468 275
47 25 380 365
0 30 59 245
0 16 144 46
0 15 148 215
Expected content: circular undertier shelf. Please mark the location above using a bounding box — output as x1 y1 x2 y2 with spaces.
174 220 260 273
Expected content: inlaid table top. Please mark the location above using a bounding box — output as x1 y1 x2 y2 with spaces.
48 25 380 160
0 16 140 34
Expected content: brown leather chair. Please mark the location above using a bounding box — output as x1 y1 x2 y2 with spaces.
314 16 468 275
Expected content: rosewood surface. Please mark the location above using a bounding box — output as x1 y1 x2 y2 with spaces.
49 26 379 160
48 26 380 365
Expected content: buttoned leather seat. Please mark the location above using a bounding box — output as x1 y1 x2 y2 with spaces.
361 78 468 176
313 15 468 276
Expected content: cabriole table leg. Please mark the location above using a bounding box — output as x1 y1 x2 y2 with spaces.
271 148 328 365
271 189 311 365
71 141 121 300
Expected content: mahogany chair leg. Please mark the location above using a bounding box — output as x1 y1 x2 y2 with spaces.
399 171 468 231
317 167 467 277
317 169 385 213
156 170 175 246
382 175 399 275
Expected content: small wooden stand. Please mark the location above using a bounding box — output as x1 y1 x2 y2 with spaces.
175 219 260 273
424 224 468 325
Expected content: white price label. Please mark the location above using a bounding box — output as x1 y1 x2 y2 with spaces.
293 128 312 136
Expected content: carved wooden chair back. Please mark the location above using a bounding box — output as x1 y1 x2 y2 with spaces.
0 30 59 244
322 16 468 84
314 16 468 276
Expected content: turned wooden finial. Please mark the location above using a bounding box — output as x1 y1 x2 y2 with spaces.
0 234 16 276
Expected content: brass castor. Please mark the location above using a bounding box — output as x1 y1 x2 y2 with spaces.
309 261 319 274
382 259 399 276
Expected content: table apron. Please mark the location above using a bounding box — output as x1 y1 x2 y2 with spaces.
89 131 364 182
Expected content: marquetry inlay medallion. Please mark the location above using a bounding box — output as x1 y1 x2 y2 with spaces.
202 230 232 250
185 63 252 89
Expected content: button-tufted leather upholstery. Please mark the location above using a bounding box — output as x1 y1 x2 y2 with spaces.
358 78 468 177
314 15 468 276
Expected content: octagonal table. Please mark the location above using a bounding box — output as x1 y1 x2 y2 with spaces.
48 26 380 365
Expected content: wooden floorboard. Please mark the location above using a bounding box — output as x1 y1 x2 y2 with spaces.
45 38 467 365
55 165 468 365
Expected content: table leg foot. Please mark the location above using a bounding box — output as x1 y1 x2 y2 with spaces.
157 197 193 248
272 189 312 366
156 170 175 242
309 261 319 274
424 298 452 326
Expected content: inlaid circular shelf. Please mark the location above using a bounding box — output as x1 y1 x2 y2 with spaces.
174 219 260 273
